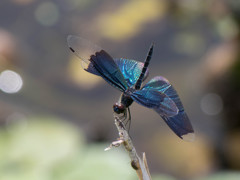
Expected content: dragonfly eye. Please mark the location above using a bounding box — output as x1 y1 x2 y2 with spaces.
113 103 125 114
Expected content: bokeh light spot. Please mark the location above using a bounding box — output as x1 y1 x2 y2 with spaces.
35 2 59 26
200 93 223 115
216 16 239 40
0 70 23 93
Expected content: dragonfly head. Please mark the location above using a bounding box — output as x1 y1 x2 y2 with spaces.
113 103 125 114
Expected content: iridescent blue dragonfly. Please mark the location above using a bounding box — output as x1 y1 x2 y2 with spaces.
67 35 194 141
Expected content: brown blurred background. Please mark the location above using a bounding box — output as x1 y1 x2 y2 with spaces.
0 0 240 179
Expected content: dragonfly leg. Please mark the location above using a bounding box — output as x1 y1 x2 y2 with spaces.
113 108 132 133
126 107 131 133
121 108 131 133
119 109 127 121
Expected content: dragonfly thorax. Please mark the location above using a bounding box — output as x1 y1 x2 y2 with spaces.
113 89 134 114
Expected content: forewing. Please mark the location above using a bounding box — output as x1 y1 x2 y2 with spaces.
131 89 179 117
114 58 149 87
67 35 128 91
67 35 100 75
142 76 194 141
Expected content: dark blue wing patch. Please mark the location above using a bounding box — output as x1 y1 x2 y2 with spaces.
87 50 129 91
142 76 194 141
131 89 178 117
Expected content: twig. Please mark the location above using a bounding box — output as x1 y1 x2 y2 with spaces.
105 115 152 180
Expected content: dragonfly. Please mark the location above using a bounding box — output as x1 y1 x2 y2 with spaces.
67 35 194 141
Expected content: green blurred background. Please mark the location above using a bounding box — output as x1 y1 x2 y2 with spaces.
0 0 240 179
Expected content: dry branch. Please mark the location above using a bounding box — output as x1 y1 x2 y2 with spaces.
105 114 152 180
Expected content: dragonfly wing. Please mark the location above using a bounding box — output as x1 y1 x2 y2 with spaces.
142 76 194 141
67 35 101 75
67 35 128 91
114 58 149 87
131 89 179 117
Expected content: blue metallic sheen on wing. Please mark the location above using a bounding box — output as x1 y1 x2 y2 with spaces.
142 76 194 139
114 58 149 87
131 89 178 117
